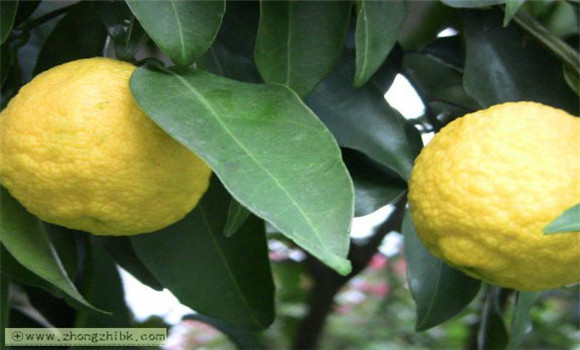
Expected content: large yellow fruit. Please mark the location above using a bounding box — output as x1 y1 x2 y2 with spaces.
0 57 212 236
408 101 580 291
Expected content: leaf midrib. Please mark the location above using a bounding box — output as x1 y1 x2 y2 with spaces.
199 204 262 328
167 70 336 260
169 0 187 62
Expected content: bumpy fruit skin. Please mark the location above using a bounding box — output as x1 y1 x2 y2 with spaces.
0 57 212 236
408 101 580 291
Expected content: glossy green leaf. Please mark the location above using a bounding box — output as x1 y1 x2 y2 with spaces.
33 1 108 75
463 10 579 114
503 0 526 27
0 187 101 313
224 199 251 238
544 204 580 234
402 211 481 331
183 313 266 350
478 287 509 350
398 1 455 50
92 0 147 61
131 66 353 275
126 0 225 66
442 0 506 8
306 54 418 181
343 149 406 217
403 43 480 113
75 241 131 327
1 0 17 44
131 178 275 329
255 0 351 96
1 244 60 295
354 0 407 87
506 291 542 350
92 236 163 291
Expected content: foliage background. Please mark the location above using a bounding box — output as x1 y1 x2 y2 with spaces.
1 0 579 349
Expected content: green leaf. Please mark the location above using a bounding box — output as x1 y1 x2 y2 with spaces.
1 244 60 295
33 1 108 75
343 149 407 217
224 199 251 238
1 0 18 45
255 0 351 97
130 65 353 275
0 187 102 313
442 0 506 8
402 211 481 331
503 0 526 27
126 0 225 66
462 10 579 114
544 204 580 234
75 240 131 327
92 0 147 61
44 224 81 281
183 313 266 350
92 236 163 291
478 287 509 350
131 177 275 329
354 0 407 87
506 291 542 350
306 54 418 181
214 0 260 60
200 41 262 83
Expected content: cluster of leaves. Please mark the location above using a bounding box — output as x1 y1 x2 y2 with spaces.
0 0 578 349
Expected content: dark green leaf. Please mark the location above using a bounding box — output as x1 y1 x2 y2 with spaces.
354 0 407 87
1 0 18 44
503 0 526 27
224 199 251 238
1 244 60 295
14 0 40 26
131 66 353 275
398 1 456 49
306 54 418 181
402 211 481 331
92 236 163 291
75 241 131 327
442 0 506 8
506 291 542 350
369 43 403 93
478 287 509 350
200 41 262 83
1 273 9 345
403 51 480 113
183 313 266 350
126 0 225 66
215 0 260 60
0 187 101 313
255 0 351 97
463 10 579 114
544 204 580 234
44 224 81 282
131 178 275 329
33 1 108 74
343 149 407 217
7 283 56 328
92 0 147 61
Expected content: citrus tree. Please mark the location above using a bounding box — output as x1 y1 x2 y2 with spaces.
1 0 578 349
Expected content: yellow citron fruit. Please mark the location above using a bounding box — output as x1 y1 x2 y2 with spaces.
0 57 212 236
408 101 580 291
